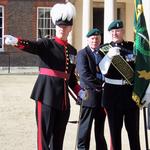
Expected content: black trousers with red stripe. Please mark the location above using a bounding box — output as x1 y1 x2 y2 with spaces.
36 101 70 150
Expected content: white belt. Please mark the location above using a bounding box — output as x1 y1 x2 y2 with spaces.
105 77 128 85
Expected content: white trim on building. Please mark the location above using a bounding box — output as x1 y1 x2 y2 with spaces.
0 6 4 52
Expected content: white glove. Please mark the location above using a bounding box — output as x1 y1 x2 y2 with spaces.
141 83 150 107
107 47 120 59
4 35 18 46
78 89 88 101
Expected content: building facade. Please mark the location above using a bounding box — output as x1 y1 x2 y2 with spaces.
0 0 149 70
0 0 65 69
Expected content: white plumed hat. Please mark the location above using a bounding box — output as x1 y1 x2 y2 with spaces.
51 2 76 26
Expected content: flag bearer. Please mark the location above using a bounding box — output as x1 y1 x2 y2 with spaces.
99 20 141 150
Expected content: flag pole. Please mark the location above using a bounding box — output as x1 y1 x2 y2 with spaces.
148 104 150 129
143 107 149 150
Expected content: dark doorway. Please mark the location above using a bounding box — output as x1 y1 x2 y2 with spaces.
93 7 104 31
93 7 121 44
93 7 104 43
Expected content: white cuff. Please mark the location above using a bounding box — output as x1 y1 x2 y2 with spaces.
99 54 112 74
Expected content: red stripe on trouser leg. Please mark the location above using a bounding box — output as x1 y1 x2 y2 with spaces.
110 139 114 150
37 101 42 150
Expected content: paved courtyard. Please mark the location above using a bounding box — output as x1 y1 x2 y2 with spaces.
0 74 149 150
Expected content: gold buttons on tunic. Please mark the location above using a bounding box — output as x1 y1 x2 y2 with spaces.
65 47 70 72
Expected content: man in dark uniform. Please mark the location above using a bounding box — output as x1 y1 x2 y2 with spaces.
99 20 141 150
4 2 86 150
76 28 108 150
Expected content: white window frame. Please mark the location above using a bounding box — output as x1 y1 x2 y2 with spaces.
0 6 4 52
37 7 55 40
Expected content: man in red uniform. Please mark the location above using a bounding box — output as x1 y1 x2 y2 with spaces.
4 2 86 150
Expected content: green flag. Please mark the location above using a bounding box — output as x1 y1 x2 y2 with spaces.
132 0 150 107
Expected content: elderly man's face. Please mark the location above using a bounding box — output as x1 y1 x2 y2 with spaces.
87 35 101 50
110 28 124 43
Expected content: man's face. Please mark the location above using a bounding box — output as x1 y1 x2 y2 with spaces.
56 25 72 40
110 28 124 43
87 35 101 50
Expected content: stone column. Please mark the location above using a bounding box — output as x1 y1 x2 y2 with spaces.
82 0 93 48
104 0 116 43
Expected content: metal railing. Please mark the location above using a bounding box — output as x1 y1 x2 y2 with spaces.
0 51 39 74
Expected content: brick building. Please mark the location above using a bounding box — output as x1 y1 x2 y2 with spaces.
0 0 65 72
0 0 149 73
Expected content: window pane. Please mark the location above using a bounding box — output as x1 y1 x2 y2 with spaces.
0 18 2 27
38 9 44 18
38 29 43 38
51 29 56 37
0 6 3 51
0 39 2 48
0 8 2 17
45 9 50 18
45 19 50 28
45 29 50 37
0 29 2 36
50 19 55 28
37 7 55 39
38 19 44 28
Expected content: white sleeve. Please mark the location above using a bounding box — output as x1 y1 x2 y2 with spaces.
99 54 112 75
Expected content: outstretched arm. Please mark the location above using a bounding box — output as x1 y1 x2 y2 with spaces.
4 35 45 55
